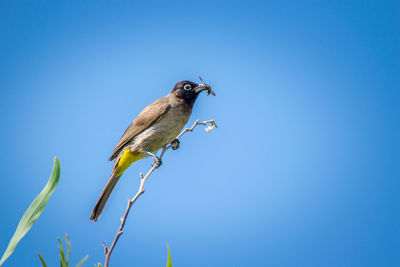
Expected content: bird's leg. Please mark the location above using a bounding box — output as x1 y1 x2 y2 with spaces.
145 151 162 168
171 139 180 150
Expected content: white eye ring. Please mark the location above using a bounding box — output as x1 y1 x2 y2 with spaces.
183 84 192 91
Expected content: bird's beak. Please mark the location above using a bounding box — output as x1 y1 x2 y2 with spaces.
194 83 216 96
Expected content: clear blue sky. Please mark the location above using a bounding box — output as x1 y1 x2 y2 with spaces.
0 1 399 266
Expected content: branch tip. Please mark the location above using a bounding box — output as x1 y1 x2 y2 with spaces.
103 242 108 254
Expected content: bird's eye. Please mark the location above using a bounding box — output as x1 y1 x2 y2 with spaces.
183 84 192 91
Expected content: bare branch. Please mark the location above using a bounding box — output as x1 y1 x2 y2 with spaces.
175 119 218 139
103 242 108 254
103 119 217 267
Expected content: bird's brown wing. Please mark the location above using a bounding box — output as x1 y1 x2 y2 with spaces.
109 96 171 161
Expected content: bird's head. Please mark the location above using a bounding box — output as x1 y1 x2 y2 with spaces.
171 80 215 106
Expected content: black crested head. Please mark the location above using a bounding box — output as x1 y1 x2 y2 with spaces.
171 80 215 107
171 80 201 107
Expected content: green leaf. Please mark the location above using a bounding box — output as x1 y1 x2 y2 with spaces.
75 255 88 267
39 236 88 267
37 252 48 267
0 157 61 266
65 234 72 263
166 244 172 267
58 237 68 267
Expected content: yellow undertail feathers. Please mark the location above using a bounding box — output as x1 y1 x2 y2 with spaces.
115 149 145 176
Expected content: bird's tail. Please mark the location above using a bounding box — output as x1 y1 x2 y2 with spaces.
90 174 121 221
90 150 145 221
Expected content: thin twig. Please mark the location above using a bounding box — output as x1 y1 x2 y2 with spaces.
103 119 217 267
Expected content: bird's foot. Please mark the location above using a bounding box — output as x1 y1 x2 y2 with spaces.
145 151 162 168
171 139 180 150
153 157 162 168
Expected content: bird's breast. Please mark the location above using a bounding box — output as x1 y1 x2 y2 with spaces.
129 103 191 153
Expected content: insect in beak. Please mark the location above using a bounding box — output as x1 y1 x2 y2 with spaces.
195 76 216 96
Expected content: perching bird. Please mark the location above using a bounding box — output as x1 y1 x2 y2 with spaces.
90 79 215 221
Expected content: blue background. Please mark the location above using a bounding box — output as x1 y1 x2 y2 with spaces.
0 1 399 266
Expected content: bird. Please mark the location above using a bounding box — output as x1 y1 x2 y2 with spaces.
90 79 215 221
